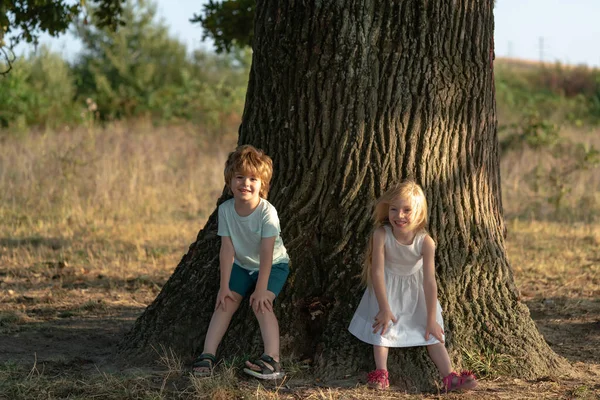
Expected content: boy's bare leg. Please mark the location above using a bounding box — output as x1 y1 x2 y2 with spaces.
246 291 280 371
427 343 452 377
196 292 243 373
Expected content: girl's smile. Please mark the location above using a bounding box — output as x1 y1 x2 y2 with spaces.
389 199 412 228
388 197 415 243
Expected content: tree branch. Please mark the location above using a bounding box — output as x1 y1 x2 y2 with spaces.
1 36 18 76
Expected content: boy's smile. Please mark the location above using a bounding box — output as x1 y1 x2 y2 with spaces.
231 172 262 209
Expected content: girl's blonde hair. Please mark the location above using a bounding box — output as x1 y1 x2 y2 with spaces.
224 145 273 199
361 180 428 287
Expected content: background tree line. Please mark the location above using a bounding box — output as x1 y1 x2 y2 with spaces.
2 1 600 134
1 0 598 224
0 0 250 132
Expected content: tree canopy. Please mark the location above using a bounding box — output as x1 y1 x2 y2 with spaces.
0 0 255 74
190 0 254 52
0 0 125 74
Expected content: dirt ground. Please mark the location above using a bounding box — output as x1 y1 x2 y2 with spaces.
0 302 599 399
1 280 599 399
1 222 599 399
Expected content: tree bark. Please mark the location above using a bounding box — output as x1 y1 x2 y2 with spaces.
121 0 566 391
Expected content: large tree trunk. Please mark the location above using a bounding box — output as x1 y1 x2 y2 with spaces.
121 0 566 391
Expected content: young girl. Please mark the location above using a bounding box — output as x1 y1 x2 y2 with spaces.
192 145 290 380
348 180 477 392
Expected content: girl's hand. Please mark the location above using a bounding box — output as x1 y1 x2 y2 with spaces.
372 308 397 335
425 320 445 343
215 287 236 311
249 289 274 314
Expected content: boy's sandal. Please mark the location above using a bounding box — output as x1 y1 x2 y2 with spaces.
192 353 216 377
243 354 285 380
443 370 477 392
366 369 390 390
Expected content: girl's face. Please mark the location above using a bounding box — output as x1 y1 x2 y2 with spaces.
388 197 414 232
231 171 262 203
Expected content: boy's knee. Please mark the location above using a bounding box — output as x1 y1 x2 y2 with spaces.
252 307 274 317
252 301 276 317
223 293 243 310
252 308 261 317
226 298 240 310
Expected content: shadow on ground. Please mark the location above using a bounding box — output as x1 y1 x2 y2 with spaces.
0 308 142 372
526 297 600 364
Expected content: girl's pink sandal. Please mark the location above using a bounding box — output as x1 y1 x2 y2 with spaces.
367 369 390 390
443 370 477 392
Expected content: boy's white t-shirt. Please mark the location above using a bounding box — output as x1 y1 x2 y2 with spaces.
217 198 289 271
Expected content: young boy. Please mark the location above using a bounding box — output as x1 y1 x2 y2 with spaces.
193 145 290 380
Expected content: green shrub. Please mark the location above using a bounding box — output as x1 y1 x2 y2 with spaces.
495 60 600 125
69 0 249 130
0 47 78 131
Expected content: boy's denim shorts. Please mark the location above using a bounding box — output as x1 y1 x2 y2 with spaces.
229 262 289 297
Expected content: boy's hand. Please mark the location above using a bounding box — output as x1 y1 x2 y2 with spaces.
425 320 445 343
372 308 397 335
249 289 273 314
215 287 236 311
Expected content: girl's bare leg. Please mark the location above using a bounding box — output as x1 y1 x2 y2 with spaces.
374 345 389 370
427 343 452 377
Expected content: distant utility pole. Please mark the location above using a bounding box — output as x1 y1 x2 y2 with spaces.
539 37 544 63
508 41 513 58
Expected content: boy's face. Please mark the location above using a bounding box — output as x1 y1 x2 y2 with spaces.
231 171 262 203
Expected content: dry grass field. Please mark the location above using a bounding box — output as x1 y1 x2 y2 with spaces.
0 122 599 399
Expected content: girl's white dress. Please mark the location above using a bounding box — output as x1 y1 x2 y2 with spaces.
348 226 444 347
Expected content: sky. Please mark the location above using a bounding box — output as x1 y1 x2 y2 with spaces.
493 0 600 66
15 0 600 67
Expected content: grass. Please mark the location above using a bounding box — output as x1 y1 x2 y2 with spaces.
505 219 600 302
499 125 600 222
0 121 599 399
461 347 514 379
0 122 235 326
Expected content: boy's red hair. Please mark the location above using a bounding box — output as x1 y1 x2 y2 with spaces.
224 145 273 199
